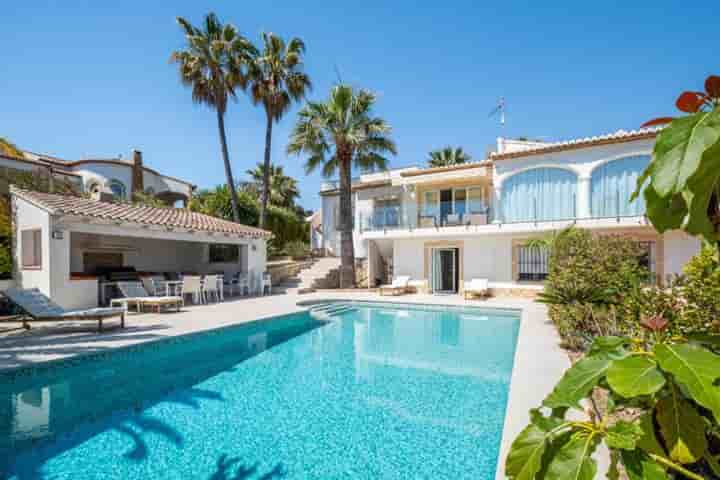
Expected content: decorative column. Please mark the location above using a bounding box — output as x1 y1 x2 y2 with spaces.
492 184 503 223
577 175 591 219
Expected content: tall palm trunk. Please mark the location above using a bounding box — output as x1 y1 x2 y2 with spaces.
338 148 355 288
216 109 240 222
259 112 273 228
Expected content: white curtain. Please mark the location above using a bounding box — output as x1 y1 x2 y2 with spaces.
591 155 650 217
501 168 577 222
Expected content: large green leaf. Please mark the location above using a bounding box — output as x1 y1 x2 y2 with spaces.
682 138 720 241
649 109 720 197
505 413 566 480
636 412 666 457
606 356 666 398
643 184 688 233
588 336 629 360
606 420 644 450
544 432 599 480
656 388 708 464
654 343 720 421
543 357 611 409
620 451 669 480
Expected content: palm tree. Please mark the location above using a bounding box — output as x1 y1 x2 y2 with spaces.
427 146 471 167
245 162 300 209
287 85 397 287
0 137 24 158
170 13 256 222
248 32 311 228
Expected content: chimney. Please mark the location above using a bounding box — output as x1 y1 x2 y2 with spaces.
131 149 144 194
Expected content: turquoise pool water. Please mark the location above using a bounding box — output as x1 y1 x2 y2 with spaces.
1 302 520 479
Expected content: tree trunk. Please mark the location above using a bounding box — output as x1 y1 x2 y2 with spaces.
216 108 240 223
259 113 273 229
338 148 355 288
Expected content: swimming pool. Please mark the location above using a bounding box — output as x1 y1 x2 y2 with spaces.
1 302 520 479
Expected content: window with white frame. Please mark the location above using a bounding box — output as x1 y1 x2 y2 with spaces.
21 229 42 268
108 179 127 199
517 245 549 281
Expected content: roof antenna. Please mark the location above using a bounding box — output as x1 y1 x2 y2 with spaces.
488 97 506 126
333 63 343 85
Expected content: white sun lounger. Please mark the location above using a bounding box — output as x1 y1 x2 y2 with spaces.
379 276 411 296
464 278 490 300
3 287 125 332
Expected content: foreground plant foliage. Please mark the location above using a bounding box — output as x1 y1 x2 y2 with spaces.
506 321 720 479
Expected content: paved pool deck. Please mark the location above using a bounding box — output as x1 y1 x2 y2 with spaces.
0 290 570 479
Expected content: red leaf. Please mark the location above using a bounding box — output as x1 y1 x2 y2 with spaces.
641 117 674 128
640 314 669 332
676 91 708 113
706 75 720 98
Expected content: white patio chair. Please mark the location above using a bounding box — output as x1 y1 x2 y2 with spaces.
141 275 166 296
182 276 204 304
237 272 250 296
261 273 272 296
203 274 220 303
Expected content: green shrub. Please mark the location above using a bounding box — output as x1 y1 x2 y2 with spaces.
679 245 720 334
542 228 649 350
283 240 310 260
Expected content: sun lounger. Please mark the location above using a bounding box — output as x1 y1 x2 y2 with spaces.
3 287 125 332
464 278 490 300
379 276 411 296
112 282 183 313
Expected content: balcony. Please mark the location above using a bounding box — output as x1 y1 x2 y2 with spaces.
360 204 492 232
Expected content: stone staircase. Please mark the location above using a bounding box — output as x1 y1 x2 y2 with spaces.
278 257 342 294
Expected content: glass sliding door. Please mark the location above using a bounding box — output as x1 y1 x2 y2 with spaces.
431 248 457 294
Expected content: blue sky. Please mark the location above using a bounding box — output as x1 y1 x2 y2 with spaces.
1 1 717 211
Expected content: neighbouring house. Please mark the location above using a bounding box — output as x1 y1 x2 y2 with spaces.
1 149 193 205
319 127 701 295
11 186 270 309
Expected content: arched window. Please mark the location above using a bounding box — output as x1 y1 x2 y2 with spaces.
590 155 650 217
86 181 101 195
108 179 127 200
501 168 577 222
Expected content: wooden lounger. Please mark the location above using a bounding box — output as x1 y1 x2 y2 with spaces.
3 287 125 332
113 282 183 313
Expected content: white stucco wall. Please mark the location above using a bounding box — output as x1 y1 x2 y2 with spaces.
13 196 52 296
392 236 516 285
663 231 701 278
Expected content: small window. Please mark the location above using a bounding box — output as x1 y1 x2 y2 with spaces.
108 180 127 199
21 229 42 268
209 244 240 263
517 245 549 281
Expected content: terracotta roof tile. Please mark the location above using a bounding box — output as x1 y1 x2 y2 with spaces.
490 127 662 160
12 187 271 239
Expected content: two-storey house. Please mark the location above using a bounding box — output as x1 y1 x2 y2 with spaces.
318 127 701 295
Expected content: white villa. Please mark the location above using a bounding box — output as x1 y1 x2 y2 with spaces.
1 149 270 310
319 127 701 295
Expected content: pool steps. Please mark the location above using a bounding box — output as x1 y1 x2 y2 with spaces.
308 303 356 320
